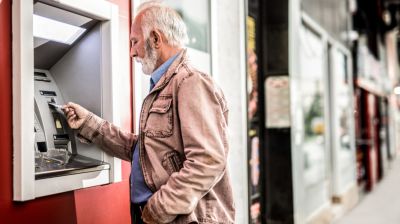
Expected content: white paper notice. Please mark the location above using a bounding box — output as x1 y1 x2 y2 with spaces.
265 76 291 128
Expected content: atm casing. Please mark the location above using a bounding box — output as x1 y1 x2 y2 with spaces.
12 0 121 201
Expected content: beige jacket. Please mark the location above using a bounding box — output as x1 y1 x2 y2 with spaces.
78 50 235 223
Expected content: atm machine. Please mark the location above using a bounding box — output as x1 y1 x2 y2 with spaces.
12 0 121 201
34 69 108 179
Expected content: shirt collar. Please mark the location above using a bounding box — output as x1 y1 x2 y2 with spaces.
150 53 180 87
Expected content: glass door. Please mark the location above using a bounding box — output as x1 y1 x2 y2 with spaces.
297 23 329 217
164 0 211 74
329 46 356 197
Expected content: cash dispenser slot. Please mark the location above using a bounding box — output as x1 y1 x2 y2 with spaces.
34 71 51 82
34 69 109 180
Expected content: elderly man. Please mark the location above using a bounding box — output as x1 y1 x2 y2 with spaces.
63 2 234 224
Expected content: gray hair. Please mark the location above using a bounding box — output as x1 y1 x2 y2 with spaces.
137 1 188 48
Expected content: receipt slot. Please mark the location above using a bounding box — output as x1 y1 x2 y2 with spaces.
13 0 121 201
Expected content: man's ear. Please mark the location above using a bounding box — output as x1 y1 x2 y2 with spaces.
150 30 162 49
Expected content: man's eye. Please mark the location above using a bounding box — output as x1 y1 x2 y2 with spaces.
132 40 138 46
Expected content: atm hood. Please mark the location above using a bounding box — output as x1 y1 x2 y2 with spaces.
34 1 99 69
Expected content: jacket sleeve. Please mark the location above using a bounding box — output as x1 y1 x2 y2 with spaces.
77 113 137 162
144 73 229 223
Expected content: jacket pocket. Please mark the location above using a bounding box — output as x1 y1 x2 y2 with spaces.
144 97 173 138
162 151 184 175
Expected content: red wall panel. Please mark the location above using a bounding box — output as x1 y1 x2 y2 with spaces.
0 0 77 223
0 0 132 223
74 181 130 224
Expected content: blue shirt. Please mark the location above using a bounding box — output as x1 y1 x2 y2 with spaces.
131 53 179 203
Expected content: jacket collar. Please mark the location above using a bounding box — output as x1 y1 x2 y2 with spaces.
149 49 187 94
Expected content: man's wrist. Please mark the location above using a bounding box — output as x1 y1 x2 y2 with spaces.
77 113 104 141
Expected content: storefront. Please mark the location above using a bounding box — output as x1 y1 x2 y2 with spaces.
291 13 357 224
247 0 358 223
353 34 396 192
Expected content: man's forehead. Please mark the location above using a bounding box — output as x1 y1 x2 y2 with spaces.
130 21 141 38
130 14 143 38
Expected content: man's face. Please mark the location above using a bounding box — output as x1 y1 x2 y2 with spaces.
130 16 159 75
137 39 159 75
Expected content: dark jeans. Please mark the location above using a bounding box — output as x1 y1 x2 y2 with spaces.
130 202 147 224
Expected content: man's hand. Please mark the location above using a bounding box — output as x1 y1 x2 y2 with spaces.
62 102 90 129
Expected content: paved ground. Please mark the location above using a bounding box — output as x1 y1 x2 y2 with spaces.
335 157 400 224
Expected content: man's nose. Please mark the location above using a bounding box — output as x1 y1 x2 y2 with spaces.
130 48 137 58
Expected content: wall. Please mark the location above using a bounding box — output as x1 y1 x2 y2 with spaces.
0 0 132 223
212 0 249 223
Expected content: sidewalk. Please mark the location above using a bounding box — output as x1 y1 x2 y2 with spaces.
335 157 400 224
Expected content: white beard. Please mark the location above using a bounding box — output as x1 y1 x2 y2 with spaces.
135 39 158 75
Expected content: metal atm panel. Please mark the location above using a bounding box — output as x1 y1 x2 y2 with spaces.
34 69 109 179
49 23 103 161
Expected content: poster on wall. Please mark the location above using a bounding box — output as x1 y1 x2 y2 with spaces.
265 76 291 128
250 201 261 224
250 136 260 195
247 15 262 224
